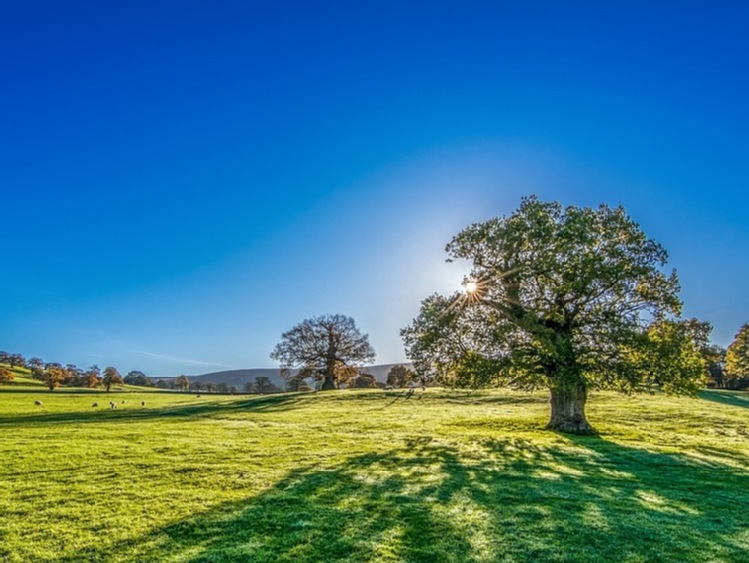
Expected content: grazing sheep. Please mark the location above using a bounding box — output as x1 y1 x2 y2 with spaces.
141 401 146 406
121 400 126 404
92 402 98 407
196 394 201 398
34 400 43 406
110 401 117 409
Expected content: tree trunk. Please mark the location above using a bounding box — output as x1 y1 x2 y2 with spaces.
321 376 336 390
546 384 595 435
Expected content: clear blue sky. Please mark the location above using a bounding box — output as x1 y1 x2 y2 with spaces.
2 1 748 376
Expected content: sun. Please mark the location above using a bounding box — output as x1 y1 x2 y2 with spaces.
464 281 478 294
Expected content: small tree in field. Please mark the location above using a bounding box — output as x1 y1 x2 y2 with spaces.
175 375 190 392
83 365 102 388
43 366 67 391
386 365 417 388
254 376 277 394
102 367 124 392
0 367 14 383
402 197 702 434
271 314 376 390
352 373 378 388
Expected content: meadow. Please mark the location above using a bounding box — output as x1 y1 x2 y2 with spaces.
1 381 748 562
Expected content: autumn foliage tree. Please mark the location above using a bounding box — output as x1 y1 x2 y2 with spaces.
402 197 703 434
43 365 67 391
271 314 376 390
102 366 124 392
0 367 14 383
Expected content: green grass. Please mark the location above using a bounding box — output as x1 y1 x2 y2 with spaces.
1 387 748 562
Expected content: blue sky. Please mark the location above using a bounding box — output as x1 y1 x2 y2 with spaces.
2 1 748 376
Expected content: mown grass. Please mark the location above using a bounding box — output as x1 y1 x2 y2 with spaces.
1 387 748 562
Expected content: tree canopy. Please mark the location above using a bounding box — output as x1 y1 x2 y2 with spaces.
402 196 703 434
271 314 375 390
725 323 749 388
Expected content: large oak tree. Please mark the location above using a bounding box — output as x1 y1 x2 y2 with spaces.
271 314 375 390
402 197 704 434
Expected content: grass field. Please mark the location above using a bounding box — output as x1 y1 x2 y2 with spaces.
1 386 748 562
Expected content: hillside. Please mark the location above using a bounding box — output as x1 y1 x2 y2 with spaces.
185 362 414 387
1 387 748 561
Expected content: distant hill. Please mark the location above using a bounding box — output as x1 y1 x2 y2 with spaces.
175 363 414 388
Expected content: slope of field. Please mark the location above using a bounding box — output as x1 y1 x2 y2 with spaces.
1 388 748 562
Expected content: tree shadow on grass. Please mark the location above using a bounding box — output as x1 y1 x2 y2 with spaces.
699 389 749 410
64 435 749 562
0 393 304 427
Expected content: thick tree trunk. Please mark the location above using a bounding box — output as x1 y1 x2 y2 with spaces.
321 376 336 391
546 384 595 435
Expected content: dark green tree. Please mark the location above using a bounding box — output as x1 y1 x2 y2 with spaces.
402 197 699 434
725 323 749 389
351 373 378 388
386 364 417 388
271 314 376 390
254 376 278 394
124 370 151 386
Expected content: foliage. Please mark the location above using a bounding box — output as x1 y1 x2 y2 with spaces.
175 375 190 392
386 364 417 387
1 387 748 562
42 365 67 391
725 323 749 389
125 370 152 386
102 366 124 392
0 352 25 368
254 376 279 394
351 372 378 388
402 197 697 433
271 314 376 390
0 367 15 383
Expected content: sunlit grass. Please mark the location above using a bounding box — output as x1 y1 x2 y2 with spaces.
1 387 748 561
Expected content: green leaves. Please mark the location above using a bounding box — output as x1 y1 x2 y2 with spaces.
403 196 701 396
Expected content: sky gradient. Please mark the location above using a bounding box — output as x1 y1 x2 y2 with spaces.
2 1 748 376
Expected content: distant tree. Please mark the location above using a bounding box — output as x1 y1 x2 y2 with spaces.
83 365 102 388
5 353 25 369
102 367 124 392
285 377 306 392
124 370 151 386
386 365 417 388
243 380 255 393
175 375 190 392
254 376 277 394
43 366 67 391
271 314 376 390
725 323 749 390
229 385 238 394
402 197 698 434
28 357 44 370
65 364 84 386
216 382 228 394
0 367 15 383
190 381 203 393
205 382 217 393
155 379 168 389
351 373 378 388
